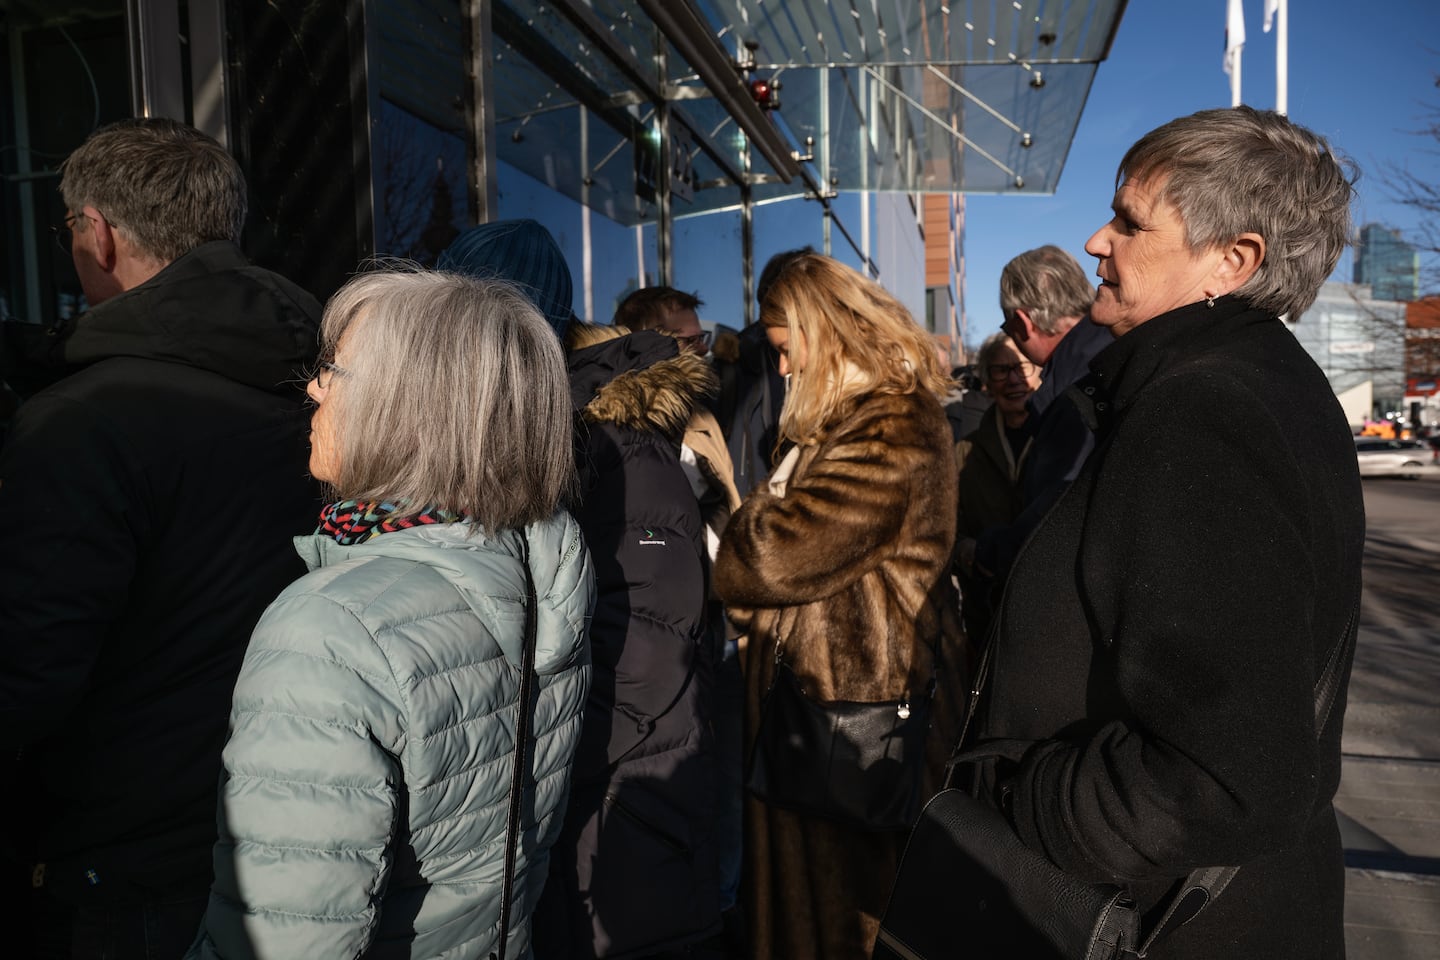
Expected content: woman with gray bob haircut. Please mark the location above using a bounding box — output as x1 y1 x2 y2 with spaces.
189 268 595 960
963 107 1365 959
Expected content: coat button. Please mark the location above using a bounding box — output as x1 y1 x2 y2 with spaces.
1082 386 1096 395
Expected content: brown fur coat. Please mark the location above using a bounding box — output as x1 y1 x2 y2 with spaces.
715 388 967 960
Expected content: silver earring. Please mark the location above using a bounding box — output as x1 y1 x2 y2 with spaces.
1205 294 1216 308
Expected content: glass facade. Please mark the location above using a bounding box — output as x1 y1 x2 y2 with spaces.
1 0 1124 408
1353 223 1420 303
1287 282 1408 422
1 3 129 335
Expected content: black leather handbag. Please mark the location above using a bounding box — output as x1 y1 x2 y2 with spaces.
875 783 1140 960
874 596 1360 960
746 658 934 832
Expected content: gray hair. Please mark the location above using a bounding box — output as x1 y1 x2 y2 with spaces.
999 245 1095 333
319 268 575 531
1118 106 1357 319
975 331 1022 381
60 118 246 263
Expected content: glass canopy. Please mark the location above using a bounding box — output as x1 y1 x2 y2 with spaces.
380 0 1125 224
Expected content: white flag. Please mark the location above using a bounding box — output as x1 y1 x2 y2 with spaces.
1224 0 1246 76
1263 0 1279 32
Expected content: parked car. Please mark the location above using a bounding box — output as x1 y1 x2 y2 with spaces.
1354 438 1433 479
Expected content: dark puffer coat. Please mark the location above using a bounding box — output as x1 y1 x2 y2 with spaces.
0 241 320 898
534 331 721 959
977 297 1365 959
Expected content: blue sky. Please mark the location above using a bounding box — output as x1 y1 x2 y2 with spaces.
960 0 1440 345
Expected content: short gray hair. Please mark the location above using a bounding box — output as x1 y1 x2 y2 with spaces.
60 118 246 263
999 245 1095 334
1119 106 1357 319
975 331 1022 381
319 268 575 531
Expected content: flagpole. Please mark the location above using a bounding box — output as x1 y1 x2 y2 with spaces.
1225 0 1246 108
1276 0 1289 115
1232 48 1243 107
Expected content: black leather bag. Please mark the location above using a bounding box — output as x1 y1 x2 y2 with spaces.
873 786 1140 960
875 595 1362 960
746 661 932 832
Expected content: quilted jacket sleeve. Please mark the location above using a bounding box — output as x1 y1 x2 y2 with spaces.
189 590 404 960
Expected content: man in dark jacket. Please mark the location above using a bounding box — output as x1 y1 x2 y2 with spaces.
959 245 1109 597
0 118 321 956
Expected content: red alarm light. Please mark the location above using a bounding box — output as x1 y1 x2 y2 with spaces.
749 77 781 111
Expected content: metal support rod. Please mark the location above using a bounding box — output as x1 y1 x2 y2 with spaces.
634 0 800 183
187 0 230 147
581 105 593 323
464 0 499 223
8 25 41 325
656 47 672 285
349 0 375 259
740 132 755 326
545 0 745 187
125 0 185 120
925 64 1022 134
863 66 1016 179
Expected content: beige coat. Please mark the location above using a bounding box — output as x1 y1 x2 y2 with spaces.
715 388 967 960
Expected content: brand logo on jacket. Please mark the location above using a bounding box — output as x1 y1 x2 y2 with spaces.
638 528 666 546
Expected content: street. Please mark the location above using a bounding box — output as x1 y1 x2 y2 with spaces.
1338 474 1440 960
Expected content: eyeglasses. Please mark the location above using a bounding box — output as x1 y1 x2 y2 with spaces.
986 360 1036 382
52 213 86 252
675 330 713 352
313 360 347 391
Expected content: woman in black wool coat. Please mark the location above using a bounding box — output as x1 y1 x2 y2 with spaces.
972 106 1364 959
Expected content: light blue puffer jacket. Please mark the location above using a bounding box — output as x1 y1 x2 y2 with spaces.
188 512 594 959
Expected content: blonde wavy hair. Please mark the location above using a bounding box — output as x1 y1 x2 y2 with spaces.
761 253 951 446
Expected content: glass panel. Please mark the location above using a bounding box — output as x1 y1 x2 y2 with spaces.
373 0 466 134
230 0 368 302
753 197 825 301
673 190 744 332
373 100 468 263
639 221 660 291
590 210 645 325
493 35 657 227
827 193 870 275
703 0 1127 67
510 0 657 98
496 158 586 321
370 1 469 262
1 2 128 368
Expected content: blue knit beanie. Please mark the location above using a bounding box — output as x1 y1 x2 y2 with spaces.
437 219 578 340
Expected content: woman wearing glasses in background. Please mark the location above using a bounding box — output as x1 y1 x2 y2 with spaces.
952 333 1042 652
188 269 594 960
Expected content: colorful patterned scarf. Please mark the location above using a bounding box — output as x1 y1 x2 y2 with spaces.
316 499 463 545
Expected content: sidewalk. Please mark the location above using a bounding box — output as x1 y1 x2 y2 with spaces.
1337 623 1440 960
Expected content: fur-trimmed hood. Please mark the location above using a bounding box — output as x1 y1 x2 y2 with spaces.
568 329 719 439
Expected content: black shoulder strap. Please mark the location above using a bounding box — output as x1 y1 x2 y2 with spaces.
1136 594 1361 956
491 531 538 960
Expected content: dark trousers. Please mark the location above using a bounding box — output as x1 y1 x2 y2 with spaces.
31 882 209 960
